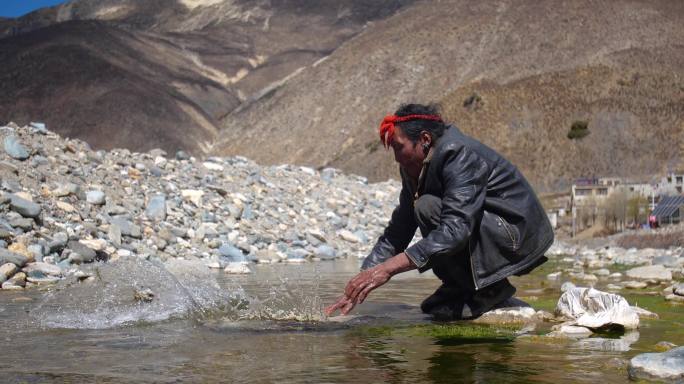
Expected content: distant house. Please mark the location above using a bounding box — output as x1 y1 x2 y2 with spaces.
652 195 684 225
657 172 684 195
571 177 622 206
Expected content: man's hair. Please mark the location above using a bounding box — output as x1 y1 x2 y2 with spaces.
394 103 447 143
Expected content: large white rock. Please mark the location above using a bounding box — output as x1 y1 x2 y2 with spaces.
556 287 639 330
625 265 672 282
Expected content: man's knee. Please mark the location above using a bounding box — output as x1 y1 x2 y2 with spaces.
414 194 441 235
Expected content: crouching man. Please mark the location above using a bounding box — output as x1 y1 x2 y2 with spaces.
325 103 553 320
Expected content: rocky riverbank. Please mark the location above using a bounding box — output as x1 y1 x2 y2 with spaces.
1 122 400 289
545 241 684 304
2 122 683 381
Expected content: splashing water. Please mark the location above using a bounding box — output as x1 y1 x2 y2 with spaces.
29 257 328 329
31 257 245 329
230 263 325 322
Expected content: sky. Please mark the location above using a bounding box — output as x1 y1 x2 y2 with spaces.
0 0 66 18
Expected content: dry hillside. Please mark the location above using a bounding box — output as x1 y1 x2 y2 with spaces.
0 0 682 191
212 0 684 191
0 0 413 153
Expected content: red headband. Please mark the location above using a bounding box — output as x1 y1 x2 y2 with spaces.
379 114 443 149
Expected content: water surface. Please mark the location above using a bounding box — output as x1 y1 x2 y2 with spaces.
0 257 681 383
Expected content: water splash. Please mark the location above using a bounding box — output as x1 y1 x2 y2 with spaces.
31 257 245 329
229 262 325 322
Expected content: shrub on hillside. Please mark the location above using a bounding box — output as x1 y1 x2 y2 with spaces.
463 93 483 110
567 120 590 139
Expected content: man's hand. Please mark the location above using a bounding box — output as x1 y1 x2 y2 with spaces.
324 266 391 316
324 252 416 317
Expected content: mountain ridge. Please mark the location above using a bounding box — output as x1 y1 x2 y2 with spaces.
1 0 682 191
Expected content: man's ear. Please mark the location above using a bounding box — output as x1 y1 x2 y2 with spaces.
420 131 432 146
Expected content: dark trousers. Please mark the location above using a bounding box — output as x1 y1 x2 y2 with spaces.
414 195 519 320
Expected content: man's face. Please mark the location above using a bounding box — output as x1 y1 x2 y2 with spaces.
390 127 424 171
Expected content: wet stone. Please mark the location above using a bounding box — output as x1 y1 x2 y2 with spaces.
655 341 677 352
629 346 684 382
624 281 648 289
547 324 593 339
665 294 684 303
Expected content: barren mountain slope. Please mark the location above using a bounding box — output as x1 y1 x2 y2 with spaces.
212 0 684 190
0 0 414 154
0 21 236 154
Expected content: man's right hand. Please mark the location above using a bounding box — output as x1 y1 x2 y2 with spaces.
324 252 416 317
324 295 356 316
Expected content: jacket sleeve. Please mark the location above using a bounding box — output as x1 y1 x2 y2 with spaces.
361 177 418 270
404 146 489 271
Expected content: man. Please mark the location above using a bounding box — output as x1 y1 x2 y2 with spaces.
325 104 554 320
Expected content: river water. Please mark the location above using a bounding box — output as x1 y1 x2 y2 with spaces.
0 257 682 383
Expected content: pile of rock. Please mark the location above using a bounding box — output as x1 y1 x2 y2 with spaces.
1 122 401 290
545 241 683 301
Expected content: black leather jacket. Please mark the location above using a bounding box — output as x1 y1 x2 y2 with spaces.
362 125 554 290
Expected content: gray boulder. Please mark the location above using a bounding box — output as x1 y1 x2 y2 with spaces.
66 241 97 263
0 249 28 267
653 256 683 268
625 265 672 282
674 283 684 296
314 244 337 260
629 346 684 382
29 122 47 134
86 190 106 205
48 232 69 253
9 195 41 218
145 195 167 221
110 218 141 239
3 136 30 160
218 243 246 262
